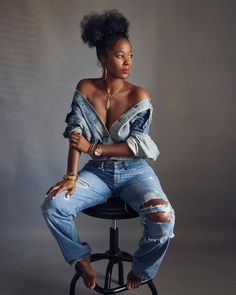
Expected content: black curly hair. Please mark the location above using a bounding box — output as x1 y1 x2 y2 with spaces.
80 9 130 60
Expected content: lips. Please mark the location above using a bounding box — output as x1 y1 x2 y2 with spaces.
122 69 129 73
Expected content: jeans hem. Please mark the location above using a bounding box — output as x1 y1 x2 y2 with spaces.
68 254 91 266
132 269 155 281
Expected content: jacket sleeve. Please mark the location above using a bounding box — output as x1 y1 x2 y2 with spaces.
125 109 160 161
63 95 86 138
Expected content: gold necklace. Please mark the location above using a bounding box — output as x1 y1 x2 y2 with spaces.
102 83 124 110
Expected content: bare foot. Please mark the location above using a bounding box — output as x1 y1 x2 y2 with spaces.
75 259 96 289
126 270 142 290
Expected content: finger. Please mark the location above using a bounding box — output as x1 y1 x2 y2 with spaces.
46 188 56 197
46 186 54 196
70 138 79 143
47 190 57 199
72 134 81 140
47 184 64 198
70 186 76 195
70 131 80 136
66 187 75 199
74 132 81 137
70 137 81 144
65 192 72 199
46 184 61 197
71 131 81 136
46 188 55 197
54 186 68 198
70 133 81 139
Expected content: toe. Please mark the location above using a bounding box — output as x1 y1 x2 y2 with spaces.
126 282 131 290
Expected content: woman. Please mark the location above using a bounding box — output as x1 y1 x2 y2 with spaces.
41 9 175 290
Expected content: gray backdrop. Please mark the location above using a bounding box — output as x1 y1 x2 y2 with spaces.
0 0 235 294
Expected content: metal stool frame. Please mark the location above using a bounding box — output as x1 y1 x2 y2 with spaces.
69 198 158 295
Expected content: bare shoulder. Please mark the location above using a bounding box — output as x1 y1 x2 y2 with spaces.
129 85 151 104
75 78 95 98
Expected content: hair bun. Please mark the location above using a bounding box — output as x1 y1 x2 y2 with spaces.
80 9 129 48
80 12 104 47
102 9 129 37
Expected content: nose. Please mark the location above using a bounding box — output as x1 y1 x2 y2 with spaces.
124 56 131 66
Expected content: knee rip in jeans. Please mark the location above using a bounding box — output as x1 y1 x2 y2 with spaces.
140 199 174 223
140 198 175 242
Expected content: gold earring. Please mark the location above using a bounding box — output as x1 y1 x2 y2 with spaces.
102 66 107 80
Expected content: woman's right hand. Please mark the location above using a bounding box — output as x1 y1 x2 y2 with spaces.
45 179 76 199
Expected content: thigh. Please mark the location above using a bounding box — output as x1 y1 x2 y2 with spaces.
119 164 172 212
43 169 112 217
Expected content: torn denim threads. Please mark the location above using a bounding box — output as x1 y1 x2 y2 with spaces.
140 203 175 242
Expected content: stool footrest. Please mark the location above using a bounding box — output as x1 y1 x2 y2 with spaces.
70 271 158 295
91 251 132 263
69 217 158 295
94 278 156 294
69 252 158 295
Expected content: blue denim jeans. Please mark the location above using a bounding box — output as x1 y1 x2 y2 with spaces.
41 158 175 280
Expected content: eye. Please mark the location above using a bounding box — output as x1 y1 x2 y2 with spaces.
117 54 123 58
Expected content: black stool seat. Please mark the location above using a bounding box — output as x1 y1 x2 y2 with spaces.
83 197 139 219
69 197 158 295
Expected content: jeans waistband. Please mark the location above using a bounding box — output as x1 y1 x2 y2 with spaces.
87 158 147 170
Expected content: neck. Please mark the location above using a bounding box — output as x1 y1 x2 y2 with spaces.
102 77 125 94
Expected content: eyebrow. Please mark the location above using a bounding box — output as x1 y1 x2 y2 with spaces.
114 50 133 53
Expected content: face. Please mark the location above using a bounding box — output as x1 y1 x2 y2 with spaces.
101 38 133 79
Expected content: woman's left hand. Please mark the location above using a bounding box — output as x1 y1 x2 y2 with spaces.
69 132 90 153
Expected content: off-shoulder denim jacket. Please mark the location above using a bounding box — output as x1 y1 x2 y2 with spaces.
63 90 160 161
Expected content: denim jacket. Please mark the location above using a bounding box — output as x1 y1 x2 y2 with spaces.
63 90 160 161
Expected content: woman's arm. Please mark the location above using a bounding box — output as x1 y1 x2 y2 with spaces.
98 142 133 157
67 145 81 174
69 132 133 157
46 145 80 198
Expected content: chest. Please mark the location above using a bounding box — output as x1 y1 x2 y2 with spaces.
88 94 133 131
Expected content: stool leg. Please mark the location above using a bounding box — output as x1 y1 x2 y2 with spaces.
104 259 115 289
117 258 124 285
69 272 80 295
147 280 158 295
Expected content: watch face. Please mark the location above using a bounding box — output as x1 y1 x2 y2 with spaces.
94 146 102 156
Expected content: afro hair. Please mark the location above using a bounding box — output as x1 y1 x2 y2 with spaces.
80 9 130 58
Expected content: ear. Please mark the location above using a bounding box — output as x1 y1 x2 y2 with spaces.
99 53 107 66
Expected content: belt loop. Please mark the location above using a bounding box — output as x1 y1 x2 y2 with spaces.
101 162 104 171
123 160 129 170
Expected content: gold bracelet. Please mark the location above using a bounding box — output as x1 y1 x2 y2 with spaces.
66 172 77 176
88 143 97 156
63 174 78 181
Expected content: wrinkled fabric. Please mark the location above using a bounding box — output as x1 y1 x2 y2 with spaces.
41 89 175 280
41 158 175 280
63 90 159 161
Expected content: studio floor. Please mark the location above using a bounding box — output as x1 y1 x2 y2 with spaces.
1 215 235 295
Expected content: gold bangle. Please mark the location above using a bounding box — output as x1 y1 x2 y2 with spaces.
88 143 97 155
63 174 78 181
66 172 77 176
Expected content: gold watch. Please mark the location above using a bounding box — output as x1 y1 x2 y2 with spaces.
94 144 102 157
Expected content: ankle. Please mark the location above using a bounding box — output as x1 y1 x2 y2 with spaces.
76 258 91 270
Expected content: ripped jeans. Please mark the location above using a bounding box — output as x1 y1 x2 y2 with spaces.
41 158 175 280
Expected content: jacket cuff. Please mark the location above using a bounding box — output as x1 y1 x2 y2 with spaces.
63 127 82 138
126 133 159 161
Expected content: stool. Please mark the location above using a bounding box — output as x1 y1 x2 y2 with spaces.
69 197 158 294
